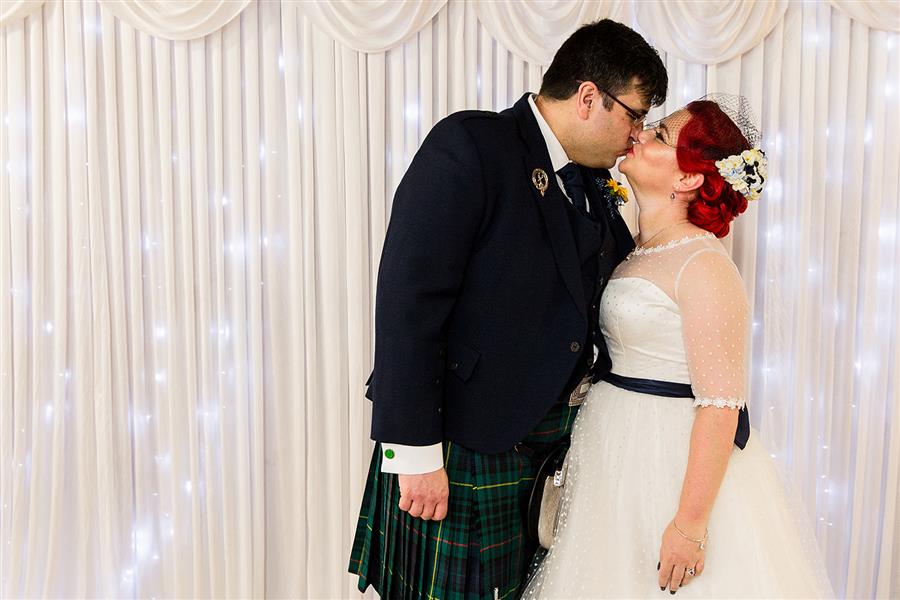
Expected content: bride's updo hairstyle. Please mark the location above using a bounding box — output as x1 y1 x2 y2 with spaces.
675 100 752 238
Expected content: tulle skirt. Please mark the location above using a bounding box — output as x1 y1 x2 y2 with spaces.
521 381 834 599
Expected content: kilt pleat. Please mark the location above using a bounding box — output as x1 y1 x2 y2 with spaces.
349 400 576 600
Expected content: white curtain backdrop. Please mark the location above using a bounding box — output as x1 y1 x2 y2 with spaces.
1 1 898 598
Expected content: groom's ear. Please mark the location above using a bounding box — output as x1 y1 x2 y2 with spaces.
677 172 704 193
575 81 598 121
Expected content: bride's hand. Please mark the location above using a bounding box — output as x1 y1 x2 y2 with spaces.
658 520 705 593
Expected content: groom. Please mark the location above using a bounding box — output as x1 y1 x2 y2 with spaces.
350 20 667 599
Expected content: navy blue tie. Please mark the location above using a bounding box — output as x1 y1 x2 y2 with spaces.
556 163 588 212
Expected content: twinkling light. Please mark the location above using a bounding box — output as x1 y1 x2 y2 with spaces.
132 524 152 561
44 321 53 333
226 240 245 259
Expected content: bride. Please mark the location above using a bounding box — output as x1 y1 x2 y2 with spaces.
521 97 832 598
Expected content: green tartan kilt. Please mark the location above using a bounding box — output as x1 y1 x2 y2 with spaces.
348 399 578 600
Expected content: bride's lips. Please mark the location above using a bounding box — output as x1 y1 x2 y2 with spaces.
625 147 635 156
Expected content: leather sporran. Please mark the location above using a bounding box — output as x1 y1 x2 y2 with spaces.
526 441 570 550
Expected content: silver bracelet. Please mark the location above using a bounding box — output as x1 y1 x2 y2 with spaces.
673 520 708 550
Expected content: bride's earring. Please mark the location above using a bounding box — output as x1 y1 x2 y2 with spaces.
670 192 675 200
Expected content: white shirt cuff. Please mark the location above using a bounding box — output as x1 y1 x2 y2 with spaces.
379 442 444 474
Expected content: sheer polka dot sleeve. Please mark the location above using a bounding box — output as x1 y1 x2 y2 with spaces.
675 249 750 410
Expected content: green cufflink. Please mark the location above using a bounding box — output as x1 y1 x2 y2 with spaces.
384 449 395 459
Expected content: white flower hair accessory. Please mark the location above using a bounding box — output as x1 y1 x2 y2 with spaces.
715 148 768 202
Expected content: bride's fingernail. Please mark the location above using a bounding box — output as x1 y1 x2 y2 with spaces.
660 587 666 591
670 592 676 596
657 562 660 571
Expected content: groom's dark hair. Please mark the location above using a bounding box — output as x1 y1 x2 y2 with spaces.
540 19 667 109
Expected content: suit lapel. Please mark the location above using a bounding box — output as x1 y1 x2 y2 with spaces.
511 94 586 320
586 167 637 261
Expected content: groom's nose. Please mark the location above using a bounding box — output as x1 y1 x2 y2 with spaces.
635 128 654 143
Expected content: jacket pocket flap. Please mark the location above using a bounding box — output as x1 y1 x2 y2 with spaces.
447 343 481 382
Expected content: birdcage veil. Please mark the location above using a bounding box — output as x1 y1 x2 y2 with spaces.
699 93 762 147
646 93 768 201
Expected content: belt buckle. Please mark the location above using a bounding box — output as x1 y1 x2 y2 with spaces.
568 374 592 407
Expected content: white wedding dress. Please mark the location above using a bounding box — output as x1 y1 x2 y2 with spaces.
522 233 832 599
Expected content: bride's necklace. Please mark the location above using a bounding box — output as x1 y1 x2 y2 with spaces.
635 220 691 251
627 221 713 260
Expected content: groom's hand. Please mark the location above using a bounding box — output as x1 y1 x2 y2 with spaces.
398 468 449 521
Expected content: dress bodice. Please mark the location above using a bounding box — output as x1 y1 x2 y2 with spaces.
599 232 750 409
600 277 691 383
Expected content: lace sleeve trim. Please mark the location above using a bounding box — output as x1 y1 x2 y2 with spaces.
692 397 746 410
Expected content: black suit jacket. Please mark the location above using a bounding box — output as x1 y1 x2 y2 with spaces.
367 93 635 454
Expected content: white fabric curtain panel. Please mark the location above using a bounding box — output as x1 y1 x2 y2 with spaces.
1 1 898 598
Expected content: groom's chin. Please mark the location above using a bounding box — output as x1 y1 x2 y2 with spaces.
585 157 616 170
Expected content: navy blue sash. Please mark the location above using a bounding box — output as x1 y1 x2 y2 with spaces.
603 372 750 450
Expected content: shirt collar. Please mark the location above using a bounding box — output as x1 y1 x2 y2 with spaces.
528 94 571 174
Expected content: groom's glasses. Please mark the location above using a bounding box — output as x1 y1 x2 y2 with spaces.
600 89 647 128
575 81 647 128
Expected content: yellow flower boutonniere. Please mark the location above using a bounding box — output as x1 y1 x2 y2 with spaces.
606 179 629 204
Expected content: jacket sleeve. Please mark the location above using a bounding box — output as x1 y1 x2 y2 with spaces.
369 116 488 445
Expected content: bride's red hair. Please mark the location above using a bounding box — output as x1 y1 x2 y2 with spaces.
676 101 751 238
